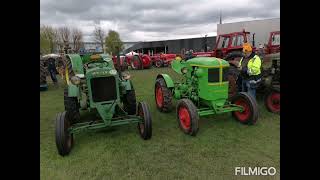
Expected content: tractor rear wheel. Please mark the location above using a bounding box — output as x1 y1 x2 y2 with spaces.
264 88 280 114
231 92 258 125
40 60 47 83
123 89 137 115
64 88 80 124
224 51 243 99
137 102 152 140
176 99 199 136
227 66 239 99
55 111 74 156
131 55 143 70
155 77 173 112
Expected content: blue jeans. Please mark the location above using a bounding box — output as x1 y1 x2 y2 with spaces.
242 79 256 99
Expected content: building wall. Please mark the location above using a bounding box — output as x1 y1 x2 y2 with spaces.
124 36 216 54
217 18 280 47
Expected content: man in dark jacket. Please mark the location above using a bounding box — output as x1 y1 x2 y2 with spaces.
47 58 58 84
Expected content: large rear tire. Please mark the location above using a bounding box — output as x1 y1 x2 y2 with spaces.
55 111 74 156
137 102 152 140
264 88 280 114
154 77 173 112
176 99 199 136
123 89 137 115
224 51 243 99
40 60 47 85
64 88 80 124
231 92 258 125
131 55 143 70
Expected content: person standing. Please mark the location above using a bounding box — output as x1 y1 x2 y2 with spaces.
47 58 58 85
237 43 262 99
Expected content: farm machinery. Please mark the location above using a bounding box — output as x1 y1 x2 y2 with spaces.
116 51 152 70
154 57 259 136
228 31 281 114
151 53 177 68
191 30 280 113
55 52 152 156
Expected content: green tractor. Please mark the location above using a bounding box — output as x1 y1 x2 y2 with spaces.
154 57 258 136
55 53 152 156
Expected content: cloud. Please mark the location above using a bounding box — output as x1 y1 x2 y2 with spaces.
40 0 280 42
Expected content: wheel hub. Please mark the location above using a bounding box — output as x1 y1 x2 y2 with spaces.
234 99 251 122
156 86 163 107
179 107 191 130
268 92 280 111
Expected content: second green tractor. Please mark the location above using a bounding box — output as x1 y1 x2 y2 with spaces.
154 57 259 136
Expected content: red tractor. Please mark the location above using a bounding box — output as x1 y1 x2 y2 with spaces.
264 31 280 54
112 55 128 71
151 53 177 68
125 52 152 70
192 30 255 60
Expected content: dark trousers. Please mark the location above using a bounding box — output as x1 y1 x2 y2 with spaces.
49 69 58 83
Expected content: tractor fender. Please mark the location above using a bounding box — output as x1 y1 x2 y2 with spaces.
156 74 174 88
66 54 84 74
68 84 80 97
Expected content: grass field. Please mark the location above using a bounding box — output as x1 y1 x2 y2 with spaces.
40 67 280 180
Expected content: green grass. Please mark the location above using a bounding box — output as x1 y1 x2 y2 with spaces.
40 67 280 180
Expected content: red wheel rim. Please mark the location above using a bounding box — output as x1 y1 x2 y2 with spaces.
139 107 144 133
234 99 251 122
267 92 280 112
156 85 163 107
178 107 191 130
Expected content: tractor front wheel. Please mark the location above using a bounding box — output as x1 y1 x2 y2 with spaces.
231 92 258 125
176 99 199 136
137 102 152 140
155 77 173 112
55 111 74 156
264 89 280 114
155 59 163 68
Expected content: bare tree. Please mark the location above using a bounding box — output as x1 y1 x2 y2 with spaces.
93 25 105 52
40 25 59 53
71 27 84 53
58 26 71 51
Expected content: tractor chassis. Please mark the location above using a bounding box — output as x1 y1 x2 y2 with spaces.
68 115 142 134
197 103 243 116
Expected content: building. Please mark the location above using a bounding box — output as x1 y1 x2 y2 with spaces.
124 36 216 55
217 18 280 47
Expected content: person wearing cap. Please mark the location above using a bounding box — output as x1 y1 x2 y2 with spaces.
236 43 262 99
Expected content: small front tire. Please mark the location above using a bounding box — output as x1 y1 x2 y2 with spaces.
55 111 74 156
137 102 152 140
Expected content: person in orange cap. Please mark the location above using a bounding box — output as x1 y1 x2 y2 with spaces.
237 43 262 99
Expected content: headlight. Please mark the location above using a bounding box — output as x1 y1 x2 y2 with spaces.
70 76 81 85
181 67 188 74
109 69 117 75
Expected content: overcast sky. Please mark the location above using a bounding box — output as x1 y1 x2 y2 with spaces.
40 0 279 42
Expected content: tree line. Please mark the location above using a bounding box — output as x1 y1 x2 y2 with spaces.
40 25 124 55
